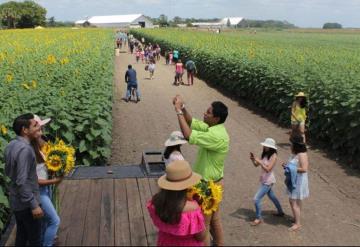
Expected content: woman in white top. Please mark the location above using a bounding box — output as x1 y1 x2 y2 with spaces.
31 115 63 246
163 131 187 166
249 138 284 226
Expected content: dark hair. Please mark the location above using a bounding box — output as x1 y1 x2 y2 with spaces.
12 113 34 136
31 138 45 164
211 101 228 124
163 145 181 159
128 64 132 69
297 97 307 108
261 147 277 159
290 134 307 154
152 189 187 224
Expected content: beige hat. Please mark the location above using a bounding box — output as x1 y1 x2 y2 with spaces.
295 92 306 98
164 131 187 147
34 114 51 126
260 138 277 150
158 160 201 191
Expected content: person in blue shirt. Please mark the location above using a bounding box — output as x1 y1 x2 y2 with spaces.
125 64 141 102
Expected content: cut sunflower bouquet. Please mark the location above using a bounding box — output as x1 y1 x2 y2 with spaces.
41 139 75 212
187 180 223 215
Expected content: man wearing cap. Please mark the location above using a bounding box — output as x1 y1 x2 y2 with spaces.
4 113 43 246
172 95 229 246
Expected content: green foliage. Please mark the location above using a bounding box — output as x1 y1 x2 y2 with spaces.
0 0 46 28
323 22 342 29
0 28 114 231
131 29 360 166
238 19 296 29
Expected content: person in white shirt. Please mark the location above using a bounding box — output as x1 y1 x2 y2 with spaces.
163 131 187 166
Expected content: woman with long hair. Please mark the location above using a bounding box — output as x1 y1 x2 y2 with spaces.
147 160 206 246
249 138 284 226
283 134 309 231
31 115 62 246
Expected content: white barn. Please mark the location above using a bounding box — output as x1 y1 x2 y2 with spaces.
80 14 153 28
192 17 244 28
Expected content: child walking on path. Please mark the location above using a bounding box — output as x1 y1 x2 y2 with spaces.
147 160 206 246
173 59 184 86
148 59 156 80
291 92 307 143
249 138 284 226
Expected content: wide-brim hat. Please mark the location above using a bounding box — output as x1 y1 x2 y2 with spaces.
34 114 51 126
260 138 277 150
164 131 187 147
295 92 306 98
158 160 201 191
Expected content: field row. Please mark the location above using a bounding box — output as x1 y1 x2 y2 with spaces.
130 29 360 164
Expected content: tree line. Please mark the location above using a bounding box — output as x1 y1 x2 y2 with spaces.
0 1 73 29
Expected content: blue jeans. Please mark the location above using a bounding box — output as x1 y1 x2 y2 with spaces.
126 84 141 99
253 184 283 219
40 186 60 246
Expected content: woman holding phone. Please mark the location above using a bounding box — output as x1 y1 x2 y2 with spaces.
249 138 284 226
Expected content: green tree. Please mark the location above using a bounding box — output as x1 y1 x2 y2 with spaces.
0 1 20 28
158 14 168 27
323 22 342 29
0 0 46 28
47 16 56 27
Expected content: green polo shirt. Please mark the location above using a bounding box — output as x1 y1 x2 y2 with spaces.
189 118 230 181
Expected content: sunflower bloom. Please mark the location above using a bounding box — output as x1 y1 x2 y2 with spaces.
0 124 8 135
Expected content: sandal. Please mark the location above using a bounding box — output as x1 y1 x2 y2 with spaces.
288 224 301 231
250 219 262 226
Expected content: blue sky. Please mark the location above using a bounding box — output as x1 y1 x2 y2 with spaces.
1 0 360 28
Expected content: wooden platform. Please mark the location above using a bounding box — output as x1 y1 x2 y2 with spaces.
57 178 159 246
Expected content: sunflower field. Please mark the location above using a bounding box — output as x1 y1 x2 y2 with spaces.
0 28 114 231
131 28 360 166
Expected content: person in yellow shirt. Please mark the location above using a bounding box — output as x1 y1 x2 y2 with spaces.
291 92 307 143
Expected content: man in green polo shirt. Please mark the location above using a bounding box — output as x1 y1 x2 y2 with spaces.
172 94 229 246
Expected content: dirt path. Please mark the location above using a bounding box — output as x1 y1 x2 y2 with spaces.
110 49 360 245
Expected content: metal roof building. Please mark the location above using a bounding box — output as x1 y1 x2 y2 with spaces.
76 14 153 28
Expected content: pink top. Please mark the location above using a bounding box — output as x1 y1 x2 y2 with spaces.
260 157 276 185
175 63 184 73
147 201 205 246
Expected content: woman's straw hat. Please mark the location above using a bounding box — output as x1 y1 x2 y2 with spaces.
260 138 277 150
295 92 306 98
157 160 201 191
164 131 187 147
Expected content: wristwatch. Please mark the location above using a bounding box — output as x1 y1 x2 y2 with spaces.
176 110 183 115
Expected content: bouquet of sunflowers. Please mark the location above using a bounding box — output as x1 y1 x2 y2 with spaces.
187 180 223 215
41 139 75 177
41 139 75 212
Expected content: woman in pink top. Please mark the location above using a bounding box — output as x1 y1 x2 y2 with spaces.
173 59 184 86
249 138 284 226
147 160 206 246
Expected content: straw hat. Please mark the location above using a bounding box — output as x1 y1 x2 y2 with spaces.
164 131 187 147
260 138 277 150
158 160 201 191
295 92 306 98
34 114 51 126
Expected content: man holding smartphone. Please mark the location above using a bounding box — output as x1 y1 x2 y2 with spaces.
172 95 229 246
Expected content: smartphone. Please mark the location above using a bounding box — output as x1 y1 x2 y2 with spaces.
250 152 254 157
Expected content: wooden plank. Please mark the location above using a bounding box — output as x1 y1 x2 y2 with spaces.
148 178 159 196
58 180 81 246
138 178 157 246
82 179 103 246
58 179 68 203
126 179 147 246
99 179 115 246
114 179 131 246
65 180 91 246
